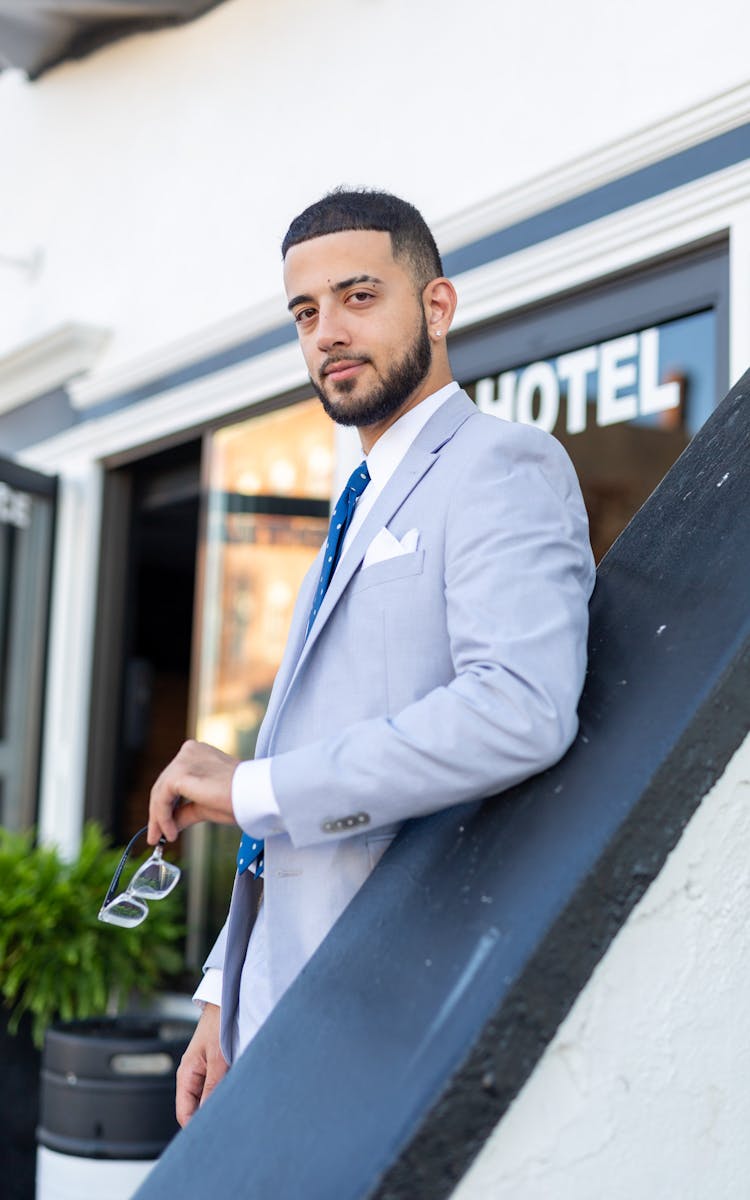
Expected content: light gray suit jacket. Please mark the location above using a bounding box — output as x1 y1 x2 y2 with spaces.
205 390 596 1060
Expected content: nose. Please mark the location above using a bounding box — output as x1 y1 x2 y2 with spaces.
316 305 351 353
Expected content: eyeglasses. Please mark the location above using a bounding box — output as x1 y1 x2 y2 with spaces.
98 825 181 928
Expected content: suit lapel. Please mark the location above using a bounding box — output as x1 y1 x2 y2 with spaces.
262 390 476 751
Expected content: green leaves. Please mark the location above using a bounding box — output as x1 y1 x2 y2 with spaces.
0 824 184 1047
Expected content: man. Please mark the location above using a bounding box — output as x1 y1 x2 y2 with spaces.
148 189 596 1126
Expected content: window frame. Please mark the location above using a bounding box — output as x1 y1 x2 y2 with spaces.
449 237 729 407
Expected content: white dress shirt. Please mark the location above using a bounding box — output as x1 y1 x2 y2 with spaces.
194 382 459 1049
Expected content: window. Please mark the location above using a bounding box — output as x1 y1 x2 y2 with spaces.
187 398 335 958
451 240 728 560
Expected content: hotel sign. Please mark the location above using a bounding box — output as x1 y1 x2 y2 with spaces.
476 327 681 435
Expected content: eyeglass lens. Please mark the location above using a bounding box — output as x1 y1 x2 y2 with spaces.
100 896 149 927
98 837 181 927
130 846 181 899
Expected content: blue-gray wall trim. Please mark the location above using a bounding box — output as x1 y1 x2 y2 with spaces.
442 122 750 276
0 389 78 458
89 320 295 416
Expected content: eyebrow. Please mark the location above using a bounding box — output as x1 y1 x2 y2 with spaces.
287 274 384 312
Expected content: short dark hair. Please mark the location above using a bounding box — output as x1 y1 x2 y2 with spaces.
282 188 444 292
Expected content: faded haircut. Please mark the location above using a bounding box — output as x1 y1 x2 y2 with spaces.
282 188 444 293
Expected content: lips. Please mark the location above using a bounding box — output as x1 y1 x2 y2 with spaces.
322 358 368 382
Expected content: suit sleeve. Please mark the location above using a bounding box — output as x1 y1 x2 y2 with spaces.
269 430 596 848
201 918 228 974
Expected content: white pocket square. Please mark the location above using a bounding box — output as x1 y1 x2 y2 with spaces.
362 526 420 568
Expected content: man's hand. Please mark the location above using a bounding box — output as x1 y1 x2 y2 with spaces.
176 1003 228 1128
148 739 239 845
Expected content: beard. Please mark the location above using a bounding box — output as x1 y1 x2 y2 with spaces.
311 313 432 427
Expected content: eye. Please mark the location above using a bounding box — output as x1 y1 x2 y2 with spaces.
348 290 375 305
293 307 317 325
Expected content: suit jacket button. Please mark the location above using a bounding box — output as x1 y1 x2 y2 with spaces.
322 821 334 833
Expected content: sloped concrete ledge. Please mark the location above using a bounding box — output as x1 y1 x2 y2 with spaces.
136 369 749 1200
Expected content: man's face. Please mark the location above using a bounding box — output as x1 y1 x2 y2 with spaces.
283 229 433 430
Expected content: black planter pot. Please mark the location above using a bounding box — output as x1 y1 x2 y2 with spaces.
38 1016 194 1162
0 1011 41 1200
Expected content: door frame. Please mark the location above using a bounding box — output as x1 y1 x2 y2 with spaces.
0 455 57 831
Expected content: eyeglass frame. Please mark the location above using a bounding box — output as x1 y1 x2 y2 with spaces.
98 824 181 928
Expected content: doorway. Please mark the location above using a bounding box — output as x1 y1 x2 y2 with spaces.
88 397 336 965
86 439 200 845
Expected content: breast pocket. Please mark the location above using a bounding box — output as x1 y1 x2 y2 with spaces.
351 549 425 593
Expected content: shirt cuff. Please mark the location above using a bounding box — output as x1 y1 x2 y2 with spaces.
231 758 284 838
193 967 222 1010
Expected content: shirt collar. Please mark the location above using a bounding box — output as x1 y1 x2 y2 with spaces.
365 381 459 489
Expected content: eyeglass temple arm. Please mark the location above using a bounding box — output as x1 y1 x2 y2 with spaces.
101 826 165 909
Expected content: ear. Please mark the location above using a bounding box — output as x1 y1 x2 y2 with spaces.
422 277 458 343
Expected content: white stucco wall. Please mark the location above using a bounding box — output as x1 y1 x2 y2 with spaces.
451 731 750 1200
1 0 750 377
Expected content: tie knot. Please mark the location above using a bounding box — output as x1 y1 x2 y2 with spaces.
345 460 370 500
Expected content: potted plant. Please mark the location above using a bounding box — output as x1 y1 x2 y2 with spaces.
0 822 185 1200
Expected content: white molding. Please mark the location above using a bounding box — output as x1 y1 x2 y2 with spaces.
37 463 103 859
452 160 750 335
0 322 110 414
68 291 290 411
20 340 309 472
435 80 750 253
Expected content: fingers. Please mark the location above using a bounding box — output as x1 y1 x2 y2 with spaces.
148 741 207 845
148 759 183 845
175 1004 227 1128
200 1045 229 1108
148 740 240 845
175 1056 208 1128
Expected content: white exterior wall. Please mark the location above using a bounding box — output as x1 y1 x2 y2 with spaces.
451 732 750 1200
1 0 750 378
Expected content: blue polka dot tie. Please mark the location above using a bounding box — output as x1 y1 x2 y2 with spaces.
306 460 371 637
237 459 371 877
